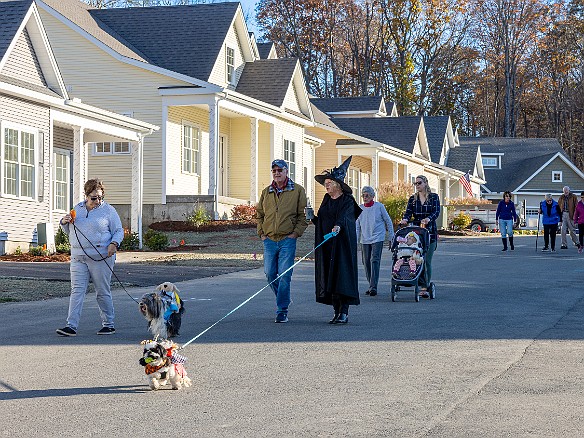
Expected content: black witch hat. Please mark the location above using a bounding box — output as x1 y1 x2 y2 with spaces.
315 156 353 195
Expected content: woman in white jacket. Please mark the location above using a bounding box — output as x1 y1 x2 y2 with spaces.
356 186 394 296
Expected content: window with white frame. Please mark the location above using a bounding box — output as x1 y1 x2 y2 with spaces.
92 141 131 155
182 123 200 174
2 123 37 199
284 139 296 180
226 46 235 83
53 149 69 211
348 167 360 199
482 156 498 168
552 171 562 182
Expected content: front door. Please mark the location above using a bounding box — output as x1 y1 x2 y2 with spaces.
218 135 227 196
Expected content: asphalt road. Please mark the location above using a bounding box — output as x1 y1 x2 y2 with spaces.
1 235 584 437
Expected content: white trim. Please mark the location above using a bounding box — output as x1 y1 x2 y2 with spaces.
52 147 70 212
552 170 563 183
181 120 201 176
225 45 235 84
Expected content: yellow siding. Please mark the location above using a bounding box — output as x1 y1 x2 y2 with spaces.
379 160 393 185
39 9 189 205
208 24 245 88
351 155 371 173
229 117 251 199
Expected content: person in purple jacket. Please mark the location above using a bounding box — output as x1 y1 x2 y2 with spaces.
573 191 584 254
495 191 517 251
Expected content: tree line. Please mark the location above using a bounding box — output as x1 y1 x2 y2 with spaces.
80 0 584 168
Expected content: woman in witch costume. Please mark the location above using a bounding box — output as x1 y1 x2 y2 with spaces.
312 156 362 324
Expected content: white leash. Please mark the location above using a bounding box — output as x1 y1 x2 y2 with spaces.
179 231 337 350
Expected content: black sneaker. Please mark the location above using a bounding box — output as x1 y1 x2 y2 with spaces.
541 247 549 252
97 327 116 335
561 245 568 249
275 313 288 323
56 327 76 337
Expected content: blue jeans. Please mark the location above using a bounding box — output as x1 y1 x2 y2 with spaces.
499 219 514 238
66 254 115 330
263 237 297 315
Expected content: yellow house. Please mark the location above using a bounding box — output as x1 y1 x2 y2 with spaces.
34 0 318 226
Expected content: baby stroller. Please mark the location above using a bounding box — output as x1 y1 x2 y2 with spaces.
390 225 436 302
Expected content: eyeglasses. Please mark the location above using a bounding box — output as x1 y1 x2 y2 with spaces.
89 196 104 201
362 193 372 197
271 169 284 174
414 181 423 185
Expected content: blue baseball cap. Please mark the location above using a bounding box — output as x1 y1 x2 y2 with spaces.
271 159 288 170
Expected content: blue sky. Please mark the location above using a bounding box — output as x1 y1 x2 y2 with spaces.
239 0 260 36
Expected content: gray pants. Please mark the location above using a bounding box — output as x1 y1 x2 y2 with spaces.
561 212 579 247
66 254 115 330
361 241 384 293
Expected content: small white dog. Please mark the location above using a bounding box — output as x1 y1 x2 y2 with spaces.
139 339 192 390
139 282 185 339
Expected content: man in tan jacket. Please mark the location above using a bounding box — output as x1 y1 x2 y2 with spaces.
257 160 308 323
558 186 580 250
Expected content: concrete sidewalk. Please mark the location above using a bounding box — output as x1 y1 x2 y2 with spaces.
1 235 583 436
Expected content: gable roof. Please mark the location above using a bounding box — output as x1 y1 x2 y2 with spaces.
0 0 33 66
459 137 566 193
446 144 479 174
235 58 299 107
257 42 276 59
332 116 423 154
89 2 240 81
311 96 385 115
424 115 450 164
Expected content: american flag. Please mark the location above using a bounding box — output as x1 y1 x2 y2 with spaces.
459 172 473 197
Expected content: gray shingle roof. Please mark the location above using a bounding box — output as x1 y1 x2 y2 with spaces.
424 116 450 164
459 137 565 193
446 144 478 174
311 96 384 114
0 1 32 62
332 116 422 153
41 0 149 63
90 2 240 80
235 58 298 107
256 42 274 59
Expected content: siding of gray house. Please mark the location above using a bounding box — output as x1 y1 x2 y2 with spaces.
2 28 46 88
521 157 584 193
0 93 51 247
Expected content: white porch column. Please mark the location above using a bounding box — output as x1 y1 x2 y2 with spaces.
371 151 379 190
131 136 144 248
445 175 451 201
72 126 86 203
208 97 220 219
393 162 399 182
250 117 259 203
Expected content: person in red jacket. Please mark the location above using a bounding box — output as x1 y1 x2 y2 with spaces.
573 191 584 254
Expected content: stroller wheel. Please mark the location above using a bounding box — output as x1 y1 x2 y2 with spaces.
391 284 396 302
429 283 436 299
414 284 420 302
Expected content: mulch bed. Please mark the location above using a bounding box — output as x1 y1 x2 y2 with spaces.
149 220 256 232
0 253 71 262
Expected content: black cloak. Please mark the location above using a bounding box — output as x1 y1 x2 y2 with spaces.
313 193 362 306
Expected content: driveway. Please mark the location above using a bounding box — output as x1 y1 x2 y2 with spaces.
1 235 583 436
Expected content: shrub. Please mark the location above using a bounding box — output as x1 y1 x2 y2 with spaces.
120 232 140 251
378 181 412 226
143 229 169 251
29 245 50 256
451 212 472 230
14 246 22 256
447 197 493 209
185 203 211 228
231 204 257 222
54 227 70 253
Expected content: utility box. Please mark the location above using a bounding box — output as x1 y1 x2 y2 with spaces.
36 223 56 253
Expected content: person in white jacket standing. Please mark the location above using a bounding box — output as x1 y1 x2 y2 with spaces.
356 186 394 296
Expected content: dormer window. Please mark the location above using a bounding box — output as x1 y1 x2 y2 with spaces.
482 156 498 168
226 46 235 83
552 171 562 182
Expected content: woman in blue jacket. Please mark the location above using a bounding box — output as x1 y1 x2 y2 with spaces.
496 191 518 251
539 194 562 252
